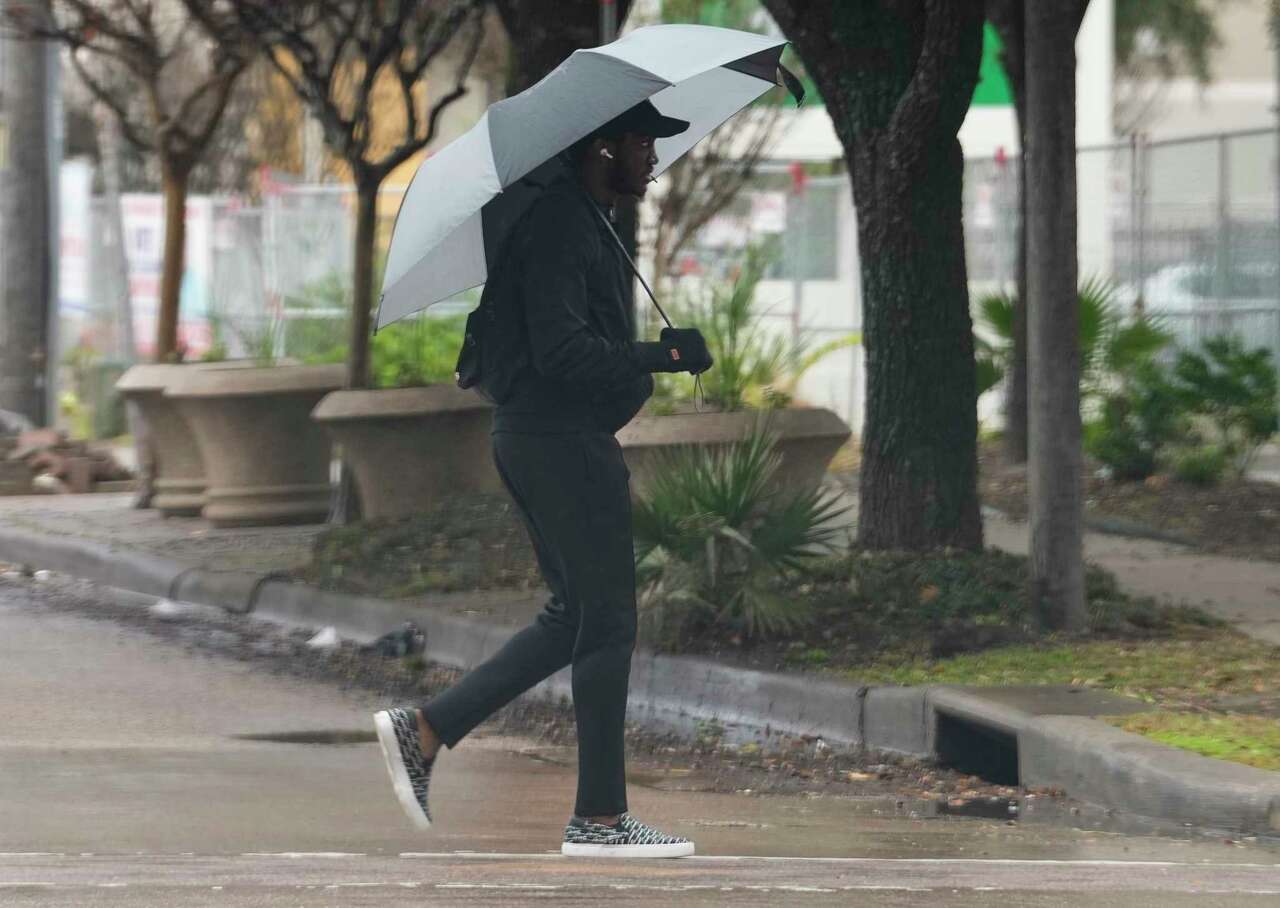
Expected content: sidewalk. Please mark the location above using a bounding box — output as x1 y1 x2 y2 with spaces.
0 493 547 629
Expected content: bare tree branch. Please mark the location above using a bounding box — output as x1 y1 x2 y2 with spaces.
196 0 493 391
66 50 154 150
651 104 783 290
3 0 258 360
189 68 244 154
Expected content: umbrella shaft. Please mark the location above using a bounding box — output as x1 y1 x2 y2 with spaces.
589 200 674 330
600 0 617 44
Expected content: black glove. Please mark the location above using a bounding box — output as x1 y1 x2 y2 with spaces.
657 327 714 375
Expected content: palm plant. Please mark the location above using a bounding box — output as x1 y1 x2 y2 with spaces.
632 421 850 648
975 278 1173 406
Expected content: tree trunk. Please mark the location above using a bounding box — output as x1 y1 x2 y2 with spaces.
853 132 984 551
1025 0 1086 631
990 0 1030 464
156 158 191 363
348 180 379 390
765 0 985 552
493 0 634 95
328 177 380 526
98 106 137 363
0 17 53 425
1005 117 1030 464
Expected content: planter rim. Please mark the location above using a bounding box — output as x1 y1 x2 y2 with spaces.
313 385 493 422
116 361 253 393
619 406 852 446
165 363 347 399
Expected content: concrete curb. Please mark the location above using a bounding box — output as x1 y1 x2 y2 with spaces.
0 526 183 600
2 523 1278 835
1021 716 1280 836
248 577 863 746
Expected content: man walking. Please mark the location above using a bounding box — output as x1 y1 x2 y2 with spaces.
374 100 713 859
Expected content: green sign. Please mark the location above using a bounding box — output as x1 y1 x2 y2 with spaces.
973 23 1015 107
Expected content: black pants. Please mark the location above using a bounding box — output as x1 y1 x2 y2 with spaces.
420 430 637 817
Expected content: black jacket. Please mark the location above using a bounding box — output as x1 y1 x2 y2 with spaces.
492 175 669 435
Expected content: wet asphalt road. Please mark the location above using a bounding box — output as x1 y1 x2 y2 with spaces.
1 577 1277 906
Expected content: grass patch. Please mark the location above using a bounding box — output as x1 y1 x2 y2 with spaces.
1103 711 1280 771
847 634 1280 707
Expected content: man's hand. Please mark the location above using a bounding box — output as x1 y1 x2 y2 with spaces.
658 327 714 375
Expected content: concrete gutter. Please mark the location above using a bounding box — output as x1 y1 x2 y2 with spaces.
930 687 1280 836
2 523 1278 836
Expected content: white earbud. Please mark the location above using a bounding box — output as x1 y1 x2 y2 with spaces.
600 148 614 159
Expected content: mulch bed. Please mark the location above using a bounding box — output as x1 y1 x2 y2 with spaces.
293 494 541 597
979 442 1280 562
645 547 1220 676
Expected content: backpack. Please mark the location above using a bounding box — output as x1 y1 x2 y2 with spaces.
454 212 534 405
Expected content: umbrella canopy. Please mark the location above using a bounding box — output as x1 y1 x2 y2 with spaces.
377 24 799 330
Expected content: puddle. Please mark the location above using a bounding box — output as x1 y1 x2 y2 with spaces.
233 729 377 745
936 797 1020 820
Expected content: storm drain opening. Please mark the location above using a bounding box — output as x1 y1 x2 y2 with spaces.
934 712 1019 786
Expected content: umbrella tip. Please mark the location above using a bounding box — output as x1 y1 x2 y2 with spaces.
778 63 805 108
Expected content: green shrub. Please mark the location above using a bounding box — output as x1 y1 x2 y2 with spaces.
1172 335 1278 477
632 421 849 647
202 310 230 363
276 256 473 387
369 314 466 389
1171 445 1229 486
1086 361 1185 480
976 280 1174 409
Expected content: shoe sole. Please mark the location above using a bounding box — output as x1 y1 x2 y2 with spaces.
373 710 432 831
561 841 695 858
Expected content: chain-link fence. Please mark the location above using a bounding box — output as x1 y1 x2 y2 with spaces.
965 127 1280 368
665 128 1280 432
76 181 418 364
65 125 1279 436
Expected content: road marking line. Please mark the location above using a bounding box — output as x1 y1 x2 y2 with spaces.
240 852 368 858
396 852 1280 869
4 850 1277 875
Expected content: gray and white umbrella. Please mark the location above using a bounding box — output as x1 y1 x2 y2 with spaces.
377 24 801 330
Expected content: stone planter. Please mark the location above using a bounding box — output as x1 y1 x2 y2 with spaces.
312 385 499 521
166 364 345 528
115 364 213 517
617 407 852 498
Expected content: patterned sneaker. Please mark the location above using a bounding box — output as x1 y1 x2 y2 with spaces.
373 708 436 830
561 813 695 858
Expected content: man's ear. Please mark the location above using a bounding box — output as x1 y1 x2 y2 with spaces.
595 138 618 160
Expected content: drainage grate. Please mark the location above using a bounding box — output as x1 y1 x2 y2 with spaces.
934 712 1019 786
233 730 377 745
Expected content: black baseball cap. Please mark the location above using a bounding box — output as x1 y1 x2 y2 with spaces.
597 99 690 140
